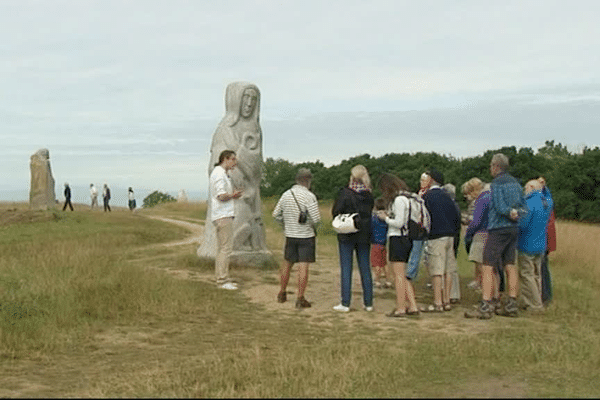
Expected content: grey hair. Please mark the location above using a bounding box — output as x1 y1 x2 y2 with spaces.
491 153 510 172
443 183 456 200
295 168 312 184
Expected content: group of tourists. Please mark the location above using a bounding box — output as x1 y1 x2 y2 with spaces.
208 149 555 320
61 183 137 212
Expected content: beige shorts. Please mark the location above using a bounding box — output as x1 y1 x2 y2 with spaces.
425 236 457 276
468 232 488 264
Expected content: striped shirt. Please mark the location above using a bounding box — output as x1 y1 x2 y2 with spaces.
272 185 321 238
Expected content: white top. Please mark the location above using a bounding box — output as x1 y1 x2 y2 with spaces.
209 165 235 222
385 195 410 237
272 184 321 238
128 191 135 201
90 186 98 197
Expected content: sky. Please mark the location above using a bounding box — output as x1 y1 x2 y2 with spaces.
2 0 599 202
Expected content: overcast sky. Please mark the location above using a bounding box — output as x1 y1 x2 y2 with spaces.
2 0 599 201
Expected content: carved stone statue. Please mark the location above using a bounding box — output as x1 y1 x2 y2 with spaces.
198 82 273 266
29 148 56 210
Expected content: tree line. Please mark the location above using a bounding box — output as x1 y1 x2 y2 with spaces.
260 141 600 222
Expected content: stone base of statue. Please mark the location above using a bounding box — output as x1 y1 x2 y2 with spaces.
231 250 277 269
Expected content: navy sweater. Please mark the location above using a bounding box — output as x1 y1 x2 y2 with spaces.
422 187 460 239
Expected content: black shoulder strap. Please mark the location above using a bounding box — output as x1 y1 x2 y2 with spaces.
290 189 304 212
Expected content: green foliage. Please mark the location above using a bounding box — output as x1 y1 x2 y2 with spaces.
260 141 600 222
143 190 176 208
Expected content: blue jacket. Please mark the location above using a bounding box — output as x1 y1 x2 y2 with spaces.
370 214 388 245
518 190 553 254
488 172 525 231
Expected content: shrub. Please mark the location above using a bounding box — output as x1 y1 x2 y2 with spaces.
143 191 176 208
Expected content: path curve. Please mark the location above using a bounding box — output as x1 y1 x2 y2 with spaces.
145 216 204 247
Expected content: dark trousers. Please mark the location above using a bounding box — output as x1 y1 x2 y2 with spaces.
103 198 111 212
338 239 373 307
63 199 73 211
541 251 553 304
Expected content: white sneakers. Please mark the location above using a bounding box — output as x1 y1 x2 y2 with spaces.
219 282 238 290
333 304 350 312
364 306 374 312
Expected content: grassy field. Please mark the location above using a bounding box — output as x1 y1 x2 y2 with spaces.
0 200 599 397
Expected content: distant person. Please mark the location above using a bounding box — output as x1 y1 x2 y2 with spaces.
62 182 73 211
518 179 553 312
465 153 525 319
128 187 136 212
421 168 460 313
332 165 374 312
538 176 556 306
209 150 243 290
102 183 111 212
377 173 420 317
371 197 392 289
272 168 321 309
90 183 98 210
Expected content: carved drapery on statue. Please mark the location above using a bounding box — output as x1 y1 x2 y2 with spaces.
197 82 273 266
29 148 56 210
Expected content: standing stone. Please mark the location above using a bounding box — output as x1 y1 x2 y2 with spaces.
29 148 56 210
197 82 273 266
177 189 188 202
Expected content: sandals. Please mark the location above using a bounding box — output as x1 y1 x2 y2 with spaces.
386 309 406 318
406 309 421 316
420 304 444 313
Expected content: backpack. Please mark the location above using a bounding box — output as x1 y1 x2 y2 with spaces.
398 192 431 240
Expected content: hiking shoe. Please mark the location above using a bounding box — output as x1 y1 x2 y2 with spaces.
496 297 519 317
219 282 238 290
464 301 493 319
333 304 350 312
295 297 311 309
277 291 287 303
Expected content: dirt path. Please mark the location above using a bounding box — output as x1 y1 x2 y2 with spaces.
146 216 491 336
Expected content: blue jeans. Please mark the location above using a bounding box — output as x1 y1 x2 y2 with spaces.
338 240 373 307
406 240 424 281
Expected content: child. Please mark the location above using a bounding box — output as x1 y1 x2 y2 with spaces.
371 197 392 288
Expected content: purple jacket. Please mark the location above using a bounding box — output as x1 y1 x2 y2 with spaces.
465 190 490 241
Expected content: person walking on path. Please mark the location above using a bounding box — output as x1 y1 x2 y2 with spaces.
90 183 98 210
332 165 374 312
128 187 137 212
103 183 111 212
272 168 321 309
209 150 243 290
62 182 74 211
465 153 525 319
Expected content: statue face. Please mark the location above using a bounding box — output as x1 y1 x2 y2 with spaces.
241 88 258 118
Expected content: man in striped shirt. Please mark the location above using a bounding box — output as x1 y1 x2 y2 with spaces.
272 168 322 309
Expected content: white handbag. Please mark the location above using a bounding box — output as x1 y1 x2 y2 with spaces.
332 213 359 234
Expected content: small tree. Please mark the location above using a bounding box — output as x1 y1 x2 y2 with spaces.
143 190 176 208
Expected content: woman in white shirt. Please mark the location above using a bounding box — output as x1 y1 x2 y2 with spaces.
377 173 420 318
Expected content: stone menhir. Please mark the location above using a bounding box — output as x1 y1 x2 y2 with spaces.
29 148 56 210
197 82 274 267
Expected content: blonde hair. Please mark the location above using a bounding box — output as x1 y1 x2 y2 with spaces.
349 164 371 190
461 177 484 198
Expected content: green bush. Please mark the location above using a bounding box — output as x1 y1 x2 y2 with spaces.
143 190 176 208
